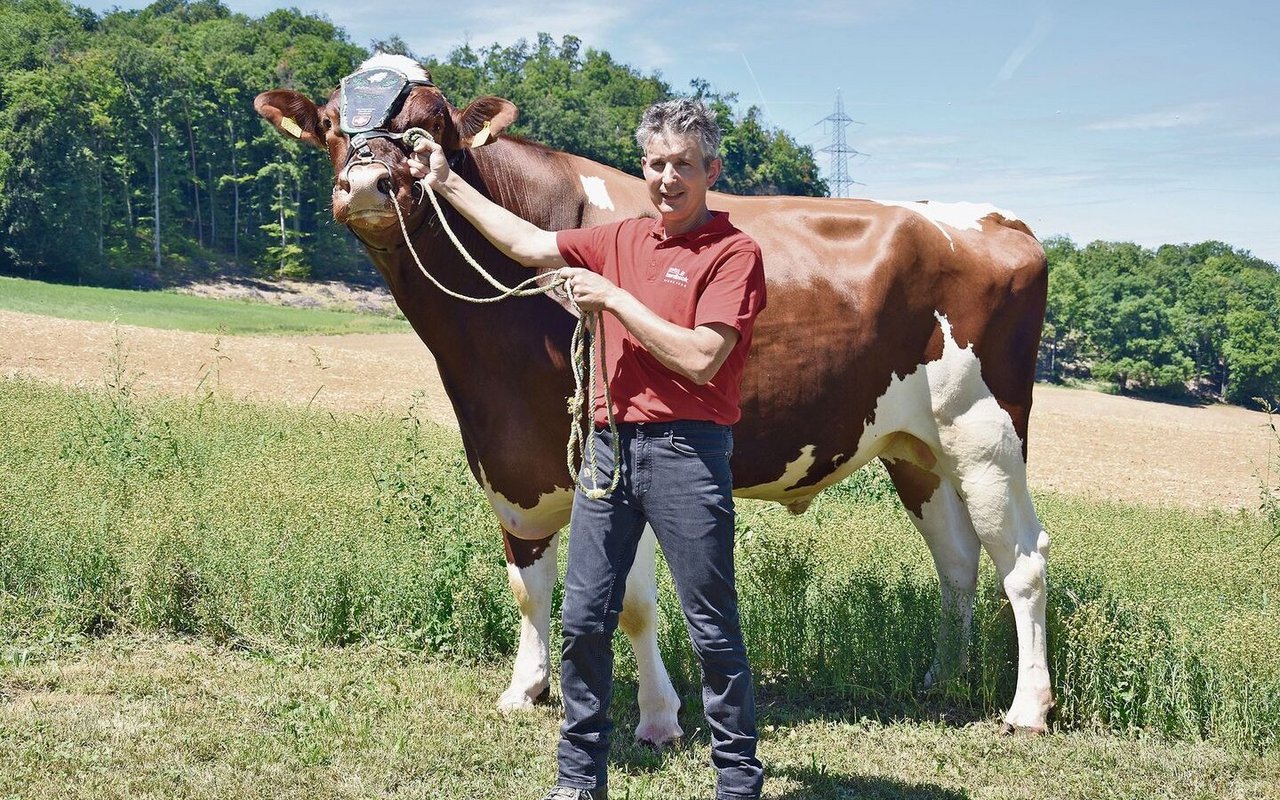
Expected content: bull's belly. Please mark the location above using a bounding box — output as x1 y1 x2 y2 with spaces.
489 313 1015 528
734 311 1013 509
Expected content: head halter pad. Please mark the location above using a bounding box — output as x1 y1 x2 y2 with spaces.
339 67 434 134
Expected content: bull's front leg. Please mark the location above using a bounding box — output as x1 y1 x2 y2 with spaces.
499 527 684 747
500 529 559 710
619 525 683 746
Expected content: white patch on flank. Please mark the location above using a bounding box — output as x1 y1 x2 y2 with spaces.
478 463 574 539
736 444 819 502
579 175 615 211
849 311 1024 479
360 52 431 84
872 200 1021 251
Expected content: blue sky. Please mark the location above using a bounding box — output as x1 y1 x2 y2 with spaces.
86 0 1280 263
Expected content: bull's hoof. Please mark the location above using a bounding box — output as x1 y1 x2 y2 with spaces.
1000 690 1054 735
998 720 1048 737
634 719 684 748
497 684 551 713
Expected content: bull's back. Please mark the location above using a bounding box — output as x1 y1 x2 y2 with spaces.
713 193 1046 496
527 150 1047 496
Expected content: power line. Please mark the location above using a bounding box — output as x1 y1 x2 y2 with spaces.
819 89 865 198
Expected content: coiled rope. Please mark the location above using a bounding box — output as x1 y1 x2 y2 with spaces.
382 128 621 499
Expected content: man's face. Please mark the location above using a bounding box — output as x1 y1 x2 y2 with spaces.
641 132 721 235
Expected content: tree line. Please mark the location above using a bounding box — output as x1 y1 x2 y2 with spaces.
0 0 826 287
2 1 1276 406
1041 238 1279 406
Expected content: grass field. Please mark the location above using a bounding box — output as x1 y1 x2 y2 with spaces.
1 369 1278 798
0 275 409 335
2 279 1278 798
2 636 1276 800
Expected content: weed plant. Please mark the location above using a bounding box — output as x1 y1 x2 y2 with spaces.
1 374 1277 752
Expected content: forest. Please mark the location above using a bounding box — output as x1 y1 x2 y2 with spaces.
0 0 825 287
1 0 1277 405
1040 237 1278 406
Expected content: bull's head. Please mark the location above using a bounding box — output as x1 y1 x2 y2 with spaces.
254 53 517 239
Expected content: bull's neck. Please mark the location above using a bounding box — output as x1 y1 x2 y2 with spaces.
465 138 589 230
361 139 579 425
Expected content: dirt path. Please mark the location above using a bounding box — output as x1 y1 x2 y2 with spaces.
1 309 1273 510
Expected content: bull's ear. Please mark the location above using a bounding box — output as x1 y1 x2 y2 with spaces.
254 90 326 149
455 97 518 148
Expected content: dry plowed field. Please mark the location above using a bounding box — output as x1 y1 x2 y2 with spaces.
2 309 1272 510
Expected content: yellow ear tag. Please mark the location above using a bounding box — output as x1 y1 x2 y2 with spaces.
471 119 492 148
280 117 303 138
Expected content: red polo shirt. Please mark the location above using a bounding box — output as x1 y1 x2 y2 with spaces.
557 211 766 425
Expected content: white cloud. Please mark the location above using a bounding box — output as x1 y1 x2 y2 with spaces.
464 1 634 45
903 161 955 172
1085 102 1217 131
861 133 961 150
388 1 639 60
795 0 907 26
995 8 1053 83
1229 122 1280 138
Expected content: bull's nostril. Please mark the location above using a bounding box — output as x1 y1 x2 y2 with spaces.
376 177 392 195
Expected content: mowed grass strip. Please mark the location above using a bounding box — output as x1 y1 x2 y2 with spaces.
0 276 409 335
0 375 1278 760
1 635 1277 800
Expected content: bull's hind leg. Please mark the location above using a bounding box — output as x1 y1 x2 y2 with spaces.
941 407 1053 733
500 529 559 710
881 455 981 688
619 525 683 746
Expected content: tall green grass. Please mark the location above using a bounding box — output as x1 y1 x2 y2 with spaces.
0 275 408 335
1 374 1277 752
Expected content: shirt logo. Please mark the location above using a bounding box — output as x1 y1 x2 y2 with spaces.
663 267 690 287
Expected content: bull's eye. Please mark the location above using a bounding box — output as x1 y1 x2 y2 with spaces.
322 118 332 131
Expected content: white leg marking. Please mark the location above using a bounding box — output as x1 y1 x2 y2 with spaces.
910 477 982 687
499 532 559 712
967 483 1052 731
619 525 683 745
858 311 1051 729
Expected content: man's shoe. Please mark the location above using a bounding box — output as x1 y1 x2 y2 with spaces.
540 787 606 800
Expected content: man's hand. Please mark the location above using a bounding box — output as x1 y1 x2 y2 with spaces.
558 267 617 313
407 134 449 189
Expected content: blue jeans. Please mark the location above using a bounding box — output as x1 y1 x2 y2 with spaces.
556 421 763 800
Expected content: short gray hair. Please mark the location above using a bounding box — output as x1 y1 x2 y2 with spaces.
635 99 722 166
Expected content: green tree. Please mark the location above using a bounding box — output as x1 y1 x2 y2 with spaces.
1223 307 1280 405
1041 236 1088 381
255 160 308 279
426 35 826 195
1074 241 1194 394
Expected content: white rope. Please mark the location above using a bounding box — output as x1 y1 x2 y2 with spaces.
374 145 621 499
565 295 622 500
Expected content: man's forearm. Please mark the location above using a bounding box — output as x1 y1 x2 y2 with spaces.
606 291 737 385
427 172 562 269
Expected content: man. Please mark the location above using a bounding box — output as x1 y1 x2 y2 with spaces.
410 98 766 800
